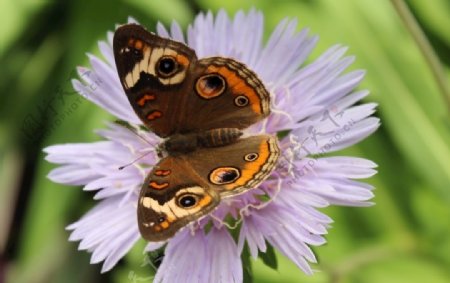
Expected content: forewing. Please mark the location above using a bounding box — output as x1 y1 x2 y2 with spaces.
113 24 197 137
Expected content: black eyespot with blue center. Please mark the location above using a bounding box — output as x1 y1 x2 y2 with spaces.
157 56 178 77
177 194 198 208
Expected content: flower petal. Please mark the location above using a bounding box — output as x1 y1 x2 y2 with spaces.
154 228 242 283
154 230 210 283
206 229 242 283
72 55 141 124
240 204 324 275
67 196 140 272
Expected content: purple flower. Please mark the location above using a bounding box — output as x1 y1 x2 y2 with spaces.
44 9 379 282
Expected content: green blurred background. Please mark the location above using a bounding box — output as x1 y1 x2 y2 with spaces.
1 0 449 282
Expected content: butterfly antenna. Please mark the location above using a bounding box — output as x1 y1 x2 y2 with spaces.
118 150 154 170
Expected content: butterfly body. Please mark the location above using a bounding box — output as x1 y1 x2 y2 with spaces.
162 128 243 155
114 24 280 241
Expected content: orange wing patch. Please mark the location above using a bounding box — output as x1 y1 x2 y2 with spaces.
152 217 174 232
126 38 145 51
222 137 279 192
149 181 169 190
154 169 171 176
175 54 190 67
147 110 163 121
137 94 156 106
206 65 262 114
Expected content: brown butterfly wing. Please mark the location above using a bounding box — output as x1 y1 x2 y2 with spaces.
182 135 280 197
177 57 271 133
138 156 220 242
114 24 270 136
138 135 279 241
113 24 197 137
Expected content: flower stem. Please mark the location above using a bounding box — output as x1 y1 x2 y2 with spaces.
390 0 450 114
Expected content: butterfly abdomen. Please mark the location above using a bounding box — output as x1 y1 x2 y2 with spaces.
198 128 242 148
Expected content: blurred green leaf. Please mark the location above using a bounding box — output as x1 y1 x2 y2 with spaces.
125 0 194 27
253 251 328 283
242 244 254 283
0 0 46 56
258 242 278 270
0 142 22 252
411 186 450 265
409 0 450 46
351 255 450 283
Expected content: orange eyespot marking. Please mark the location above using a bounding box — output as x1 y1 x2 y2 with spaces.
137 94 155 106
195 74 226 99
154 217 174 231
159 220 170 229
197 194 212 207
154 170 171 176
209 167 241 185
149 181 169 190
127 38 135 47
134 40 143 50
176 54 189 66
147 110 162 121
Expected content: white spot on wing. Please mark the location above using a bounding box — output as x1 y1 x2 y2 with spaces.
123 47 187 88
125 75 133 89
132 64 140 85
139 48 151 73
140 186 207 218
148 47 164 74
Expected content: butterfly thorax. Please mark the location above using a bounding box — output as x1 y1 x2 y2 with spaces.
163 128 242 155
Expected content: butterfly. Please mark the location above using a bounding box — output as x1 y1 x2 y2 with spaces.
113 23 280 241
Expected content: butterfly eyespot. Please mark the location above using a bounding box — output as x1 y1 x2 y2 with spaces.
244 153 259 161
234 95 249 107
158 217 165 223
157 56 178 77
177 194 199 208
209 167 241 185
196 74 226 99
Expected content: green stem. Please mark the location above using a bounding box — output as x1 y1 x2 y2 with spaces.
390 0 450 114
